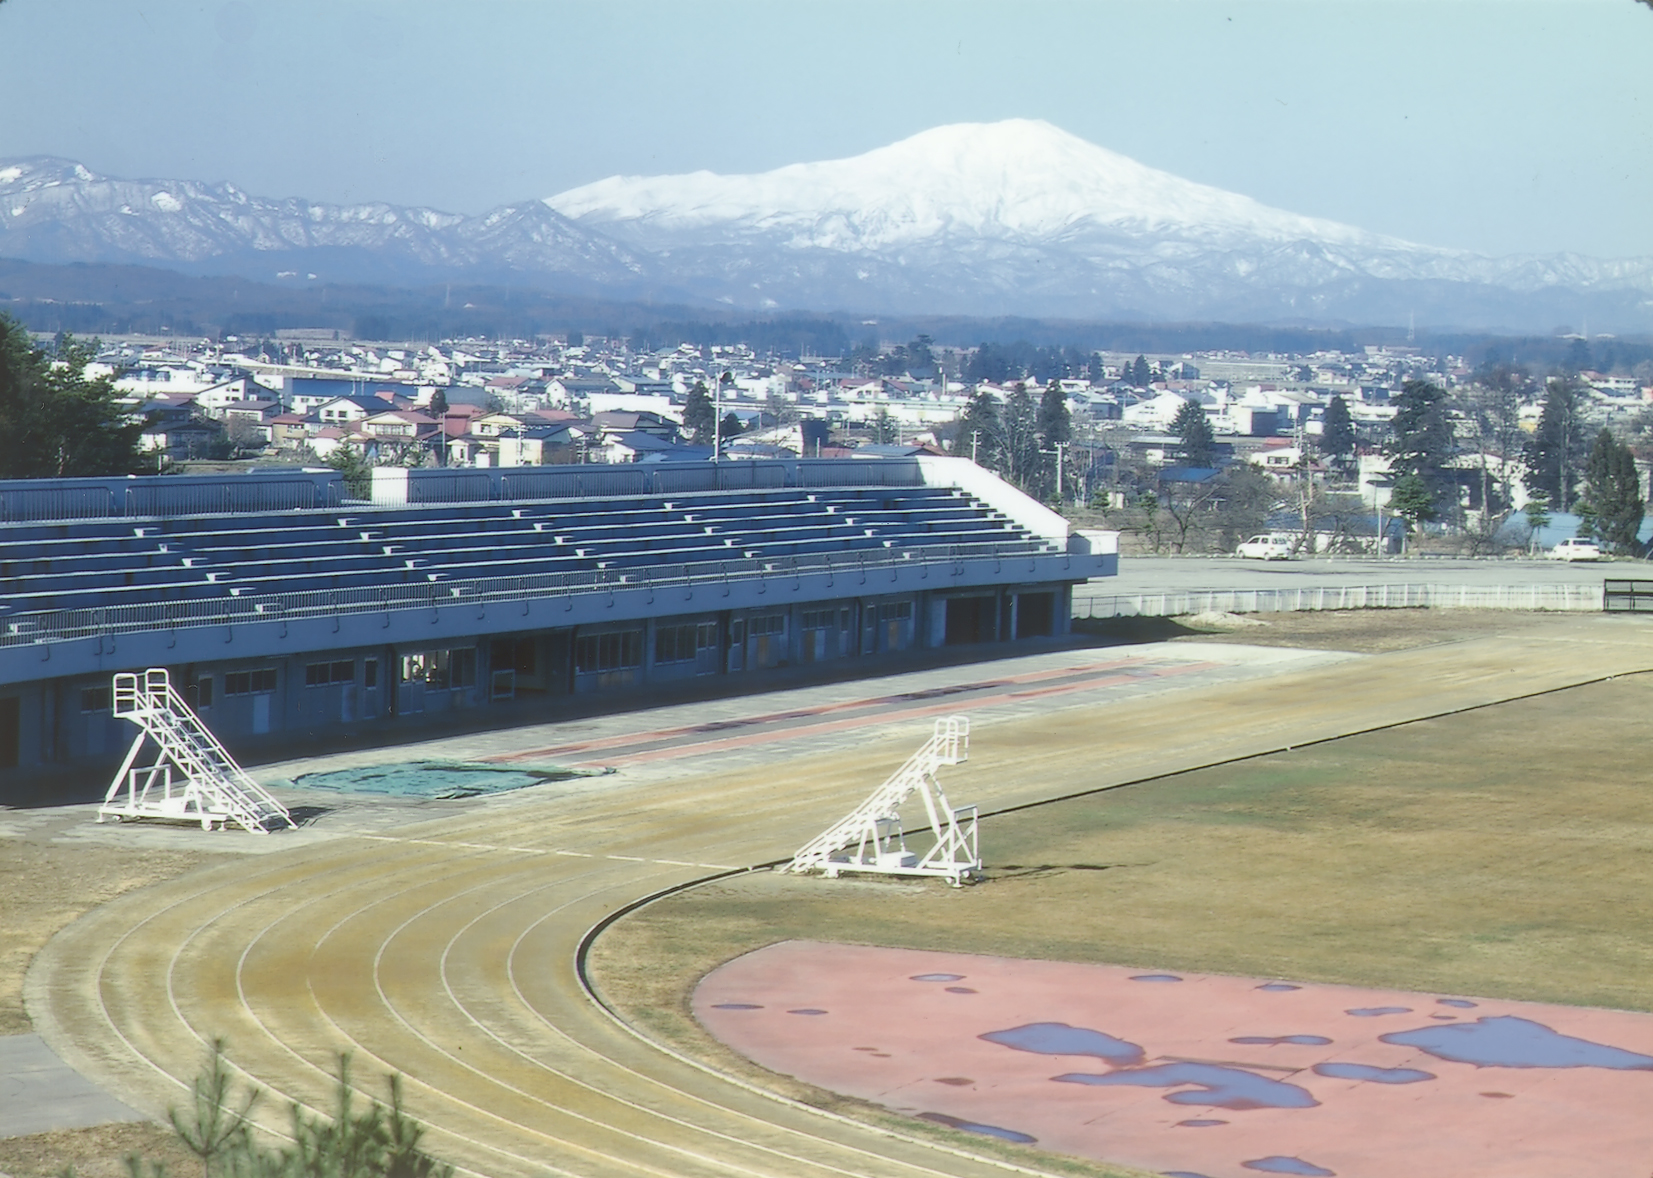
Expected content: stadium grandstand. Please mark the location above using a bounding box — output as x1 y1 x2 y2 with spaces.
0 456 1116 796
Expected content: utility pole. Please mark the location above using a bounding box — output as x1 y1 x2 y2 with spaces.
1041 445 1065 504
711 370 726 464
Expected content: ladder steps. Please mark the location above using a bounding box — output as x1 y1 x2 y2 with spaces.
99 669 292 834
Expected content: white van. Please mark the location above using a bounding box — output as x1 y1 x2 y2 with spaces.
1236 534 1295 560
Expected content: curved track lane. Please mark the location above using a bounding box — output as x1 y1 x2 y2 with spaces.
29 619 1653 1178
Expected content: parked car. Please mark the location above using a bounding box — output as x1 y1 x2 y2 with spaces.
1236 534 1295 560
1549 537 1604 561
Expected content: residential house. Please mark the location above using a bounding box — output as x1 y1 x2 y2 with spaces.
495 424 584 467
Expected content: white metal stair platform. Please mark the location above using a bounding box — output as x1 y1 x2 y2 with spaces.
787 714 980 887
98 668 293 834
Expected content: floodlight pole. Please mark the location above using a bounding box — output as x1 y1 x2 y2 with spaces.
711 369 731 463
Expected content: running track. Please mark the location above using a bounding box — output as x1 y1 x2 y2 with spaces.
28 616 1653 1178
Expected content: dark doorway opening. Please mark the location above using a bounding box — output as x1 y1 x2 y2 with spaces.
1015 591 1056 639
944 596 997 645
0 697 18 768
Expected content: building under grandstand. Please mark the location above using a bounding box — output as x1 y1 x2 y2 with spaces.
0 456 1116 796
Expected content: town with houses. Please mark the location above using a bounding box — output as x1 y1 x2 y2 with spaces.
79 329 1653 525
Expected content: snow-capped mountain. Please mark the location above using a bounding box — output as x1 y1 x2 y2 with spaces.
4 124 1651 330
0 157 647 289
546 119 1653 328
551 119 1394 252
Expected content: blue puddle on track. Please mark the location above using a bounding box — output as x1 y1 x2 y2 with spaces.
1381 1015 1653 1070
917 1111 1036 1143
1313 1062 1435 1084
1054 1062 1320 1110
1230 1035 1332 1047
293 760 582 799
1242 1156 1336 1176
980 1023 1145 1065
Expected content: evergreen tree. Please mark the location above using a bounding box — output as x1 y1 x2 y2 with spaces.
1089 352 1107 383
0 317 148 478
150 1044 454 1178
958 390 1002 468
326 448 374 499
1523 377 1588 512
1524 496 1552 555
1320 394 1357 476
964 342 1011 384
872 407 900 444
1390 473 1438 545
681 380 715 444
1000 383 1041 488
1130 355 1151 388
1385 379 1455 515
1580 427 1645 552
1033 383 1073 502
905 334 935 376
1170 398 1216 468
1036 383 1071 448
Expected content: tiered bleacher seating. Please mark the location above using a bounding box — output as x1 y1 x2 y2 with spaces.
0 486 1054 616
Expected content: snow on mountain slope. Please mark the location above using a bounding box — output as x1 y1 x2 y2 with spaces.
544 119 1653 327
0 157 646 285
547 119 1412 253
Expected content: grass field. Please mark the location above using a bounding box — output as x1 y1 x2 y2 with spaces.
589 670 1653 1122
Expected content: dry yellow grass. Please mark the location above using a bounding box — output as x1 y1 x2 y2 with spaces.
0 823 208 1036
0 1122 198 1178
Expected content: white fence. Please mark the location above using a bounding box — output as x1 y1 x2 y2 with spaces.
1074 582 1605 620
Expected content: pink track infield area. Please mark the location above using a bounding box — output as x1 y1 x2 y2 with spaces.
693 942 1653 1178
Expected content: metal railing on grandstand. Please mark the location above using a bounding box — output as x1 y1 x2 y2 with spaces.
402 459 922 504
1072 582 1607 619
0 475 343 522
0 459 926 523
0 539 1063 648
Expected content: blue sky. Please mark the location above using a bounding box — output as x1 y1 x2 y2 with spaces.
1 0 1649 258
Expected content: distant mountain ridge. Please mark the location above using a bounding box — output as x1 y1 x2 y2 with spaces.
4 122 1652 331
0 156 649 291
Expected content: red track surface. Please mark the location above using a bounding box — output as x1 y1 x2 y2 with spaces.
696 942 1653 1178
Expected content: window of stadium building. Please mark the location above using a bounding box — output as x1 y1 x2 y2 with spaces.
576 630 643 674
654 621 717 664
400 649 477 690
224 668 278 696
801 608 850 631
79 686 112 713
304 660 355 687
